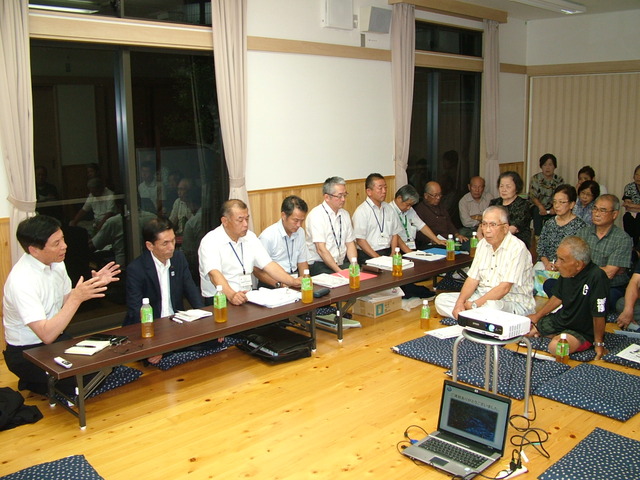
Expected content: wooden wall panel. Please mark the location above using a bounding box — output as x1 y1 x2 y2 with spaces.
0 218 11 350
248 177 396 235
499 162 525 182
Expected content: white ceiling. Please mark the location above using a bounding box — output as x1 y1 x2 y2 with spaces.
461 0 640 21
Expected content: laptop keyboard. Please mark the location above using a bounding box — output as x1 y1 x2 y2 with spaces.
419 437 487 468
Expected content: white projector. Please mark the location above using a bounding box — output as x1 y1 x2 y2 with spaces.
457 307 531 340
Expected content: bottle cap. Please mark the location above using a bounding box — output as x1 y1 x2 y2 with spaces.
560 333 567 339
142 297 149 304
303 269 310 275
423 299 428 305
216 285 223 292
472 231 477 236
351 257 357 263
395 247 400 252
448 234 453 238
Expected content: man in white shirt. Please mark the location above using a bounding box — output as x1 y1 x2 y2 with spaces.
255 196 309 287
305 177 358 275
392 184 446 252
352 173 402 264
198 199 301 305
138 161 159 213
434 205 536 319
69 177 118 233
3 215 120 395
458 176 492 238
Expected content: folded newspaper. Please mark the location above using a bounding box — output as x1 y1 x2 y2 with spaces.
246 287 302 308
365 255 414 271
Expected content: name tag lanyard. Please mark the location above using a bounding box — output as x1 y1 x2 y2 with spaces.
284 235 295 274
322 205 342 248
397 211 411 241
229 242 245 274
367 201 385 234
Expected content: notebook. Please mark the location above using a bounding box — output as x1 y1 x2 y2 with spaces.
402 380 511 478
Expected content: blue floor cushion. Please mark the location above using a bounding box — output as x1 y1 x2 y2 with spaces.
88 365 142 398
439 317 457 326
539 427 640 480
606 311 619 323
450 348 570 400
155 337 241 371
534 363 640 421
392 334 485 369
0 455 103 480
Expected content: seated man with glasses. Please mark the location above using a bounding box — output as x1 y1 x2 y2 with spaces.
576 194 633 308
414 181 469 250
305 176 358 275
434 206 536 319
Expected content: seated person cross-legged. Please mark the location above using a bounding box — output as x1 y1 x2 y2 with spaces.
527 236 609 360
434 206 536 320
616 260 640 332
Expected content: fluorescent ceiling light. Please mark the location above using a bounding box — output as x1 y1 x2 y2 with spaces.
509 0 586 15
29 3 98 14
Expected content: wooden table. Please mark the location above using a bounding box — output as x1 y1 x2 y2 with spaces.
329 254 473 340
23 295 331 428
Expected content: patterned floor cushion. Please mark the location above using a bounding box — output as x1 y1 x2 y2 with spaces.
87 365 143 399
392 334 485 369
0 455 103 480
533 363 640 421
539 427 640 480
155 337 241 371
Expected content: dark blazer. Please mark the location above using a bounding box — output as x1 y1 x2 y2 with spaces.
124 249 203 326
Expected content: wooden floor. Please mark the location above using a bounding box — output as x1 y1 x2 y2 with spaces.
1 303 639 479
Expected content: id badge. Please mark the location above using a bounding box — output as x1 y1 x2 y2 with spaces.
239 274 253 291
406 240 416 250
377 233 389 249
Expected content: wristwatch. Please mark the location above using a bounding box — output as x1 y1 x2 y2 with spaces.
471 302 478 309
593 342 605 347
275 282 282 288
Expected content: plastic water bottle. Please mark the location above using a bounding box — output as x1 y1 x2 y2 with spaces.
301 269 313 304
349 257 360 290
140 298 154 338
421 300 431 320
555 333 569 363
392 247 403 277
470 232 478 258
214 285 228 323
446 234 455 261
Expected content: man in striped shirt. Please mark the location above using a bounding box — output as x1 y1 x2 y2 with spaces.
434 205 535 320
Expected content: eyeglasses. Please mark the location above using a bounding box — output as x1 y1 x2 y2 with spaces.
591 206 614 214
427 193 443 198
552 200 569 205
328 193 349 199
480 222 507 229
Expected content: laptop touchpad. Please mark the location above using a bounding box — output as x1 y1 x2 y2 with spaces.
431 457 448 467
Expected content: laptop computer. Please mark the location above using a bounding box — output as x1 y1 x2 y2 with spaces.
402 380 512 478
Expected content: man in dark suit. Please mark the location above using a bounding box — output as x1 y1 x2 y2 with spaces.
125 217 205 364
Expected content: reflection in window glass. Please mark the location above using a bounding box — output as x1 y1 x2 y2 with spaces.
415 21 482 57
407 68 481 227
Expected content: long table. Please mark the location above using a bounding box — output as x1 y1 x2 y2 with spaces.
23 253 471 428
329 254 472 340
23 297 331 428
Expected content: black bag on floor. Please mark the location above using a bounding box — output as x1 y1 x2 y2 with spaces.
0 387 43 430
236 325 313 363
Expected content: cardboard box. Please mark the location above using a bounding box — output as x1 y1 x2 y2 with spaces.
352 288 403 318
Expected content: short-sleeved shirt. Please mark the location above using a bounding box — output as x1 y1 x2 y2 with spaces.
573 201 594 225
529 172 564 209
352 199 402 251
489 196 532 248
82 187 118 223
577 224 632 288
467 231 536 314
549 261 609 341
623 182 640 204
3 254 72 346
390 201 425 244
169 199 194 234
537 216 586 261
458 191 492 229
198 226 273 297
305 201 356 266
259 221 308 275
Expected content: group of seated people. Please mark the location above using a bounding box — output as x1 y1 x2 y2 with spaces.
4 165 639 396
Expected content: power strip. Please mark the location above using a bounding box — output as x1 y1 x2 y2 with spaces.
498 465 528 479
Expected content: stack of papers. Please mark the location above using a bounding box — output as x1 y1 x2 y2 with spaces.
403 251 445 261
616 344 640 364
65 339 111 356
426 325 464 339
365 256 414 271
173 309 213 322
312 273 349 288
246 287 302 308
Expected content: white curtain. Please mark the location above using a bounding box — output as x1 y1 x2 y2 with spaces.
390 4 415 188
482 20 500 198
211 0 251 214
0 0 36 265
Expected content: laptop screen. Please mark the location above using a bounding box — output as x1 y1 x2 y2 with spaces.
438 380 511 452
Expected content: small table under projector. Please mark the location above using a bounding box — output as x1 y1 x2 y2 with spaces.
452 321 533 418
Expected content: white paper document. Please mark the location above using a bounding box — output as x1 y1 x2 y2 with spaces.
403 251 446 262
365 256 414 271
173 309 213 322
65 339 111 356
426 325 464 339
312 273 350 288
615 343 640 364
246 287 302 308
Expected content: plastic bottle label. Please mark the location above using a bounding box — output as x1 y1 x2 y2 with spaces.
556 341 569 357
421 305 430 319
349 263 360 277
214 294 227 309
301 277 312 290
140 307 153 323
